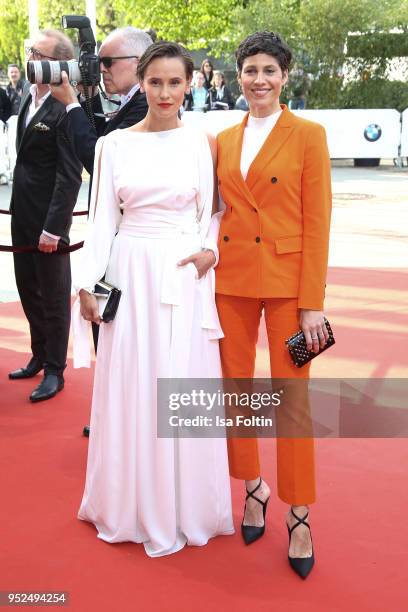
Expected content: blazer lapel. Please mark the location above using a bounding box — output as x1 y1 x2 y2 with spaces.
16 91 32 151
18 95 54 152
245 105 295 191
227 113 259 210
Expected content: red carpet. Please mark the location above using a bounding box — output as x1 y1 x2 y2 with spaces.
1 267 407 611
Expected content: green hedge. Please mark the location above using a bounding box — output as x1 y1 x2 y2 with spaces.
301 76 408 112
340 79 408 113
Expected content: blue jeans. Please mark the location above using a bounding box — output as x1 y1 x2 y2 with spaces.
288 98 306 110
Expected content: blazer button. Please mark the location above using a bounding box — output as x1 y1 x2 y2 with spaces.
255 236 261 243
271 176 278 183
223 235 229 242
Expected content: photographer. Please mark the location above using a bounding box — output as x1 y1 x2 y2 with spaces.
51 27 152 175
8 30 83 402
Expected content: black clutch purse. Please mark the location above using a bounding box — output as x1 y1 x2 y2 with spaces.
286 318 335 368
92 280 121 323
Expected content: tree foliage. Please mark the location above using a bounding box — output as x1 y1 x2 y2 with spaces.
0 0 29 67
1 0 407 111
114 0 237 49
230 0 408 108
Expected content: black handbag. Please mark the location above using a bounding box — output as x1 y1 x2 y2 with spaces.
286 317 335 368
92 280 121 323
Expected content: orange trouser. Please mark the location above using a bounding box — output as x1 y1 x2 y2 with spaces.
216 294 316 505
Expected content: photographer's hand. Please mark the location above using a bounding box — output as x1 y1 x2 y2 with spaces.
50 71 79 106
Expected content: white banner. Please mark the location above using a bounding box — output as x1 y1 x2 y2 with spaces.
6 115 18 175
183 108 401 159
400 109 408 157
293 109 400 159
0 124 8 178
182 109 245 135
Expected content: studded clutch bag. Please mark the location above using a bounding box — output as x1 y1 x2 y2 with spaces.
286 318 335 368
92 280 122 323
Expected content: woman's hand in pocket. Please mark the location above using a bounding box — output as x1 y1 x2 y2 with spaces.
178 249 216 279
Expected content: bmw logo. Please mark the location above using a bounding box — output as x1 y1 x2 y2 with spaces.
364 124 382 142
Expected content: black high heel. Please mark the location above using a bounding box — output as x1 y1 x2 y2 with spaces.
287 507 315 579
241 478 270 545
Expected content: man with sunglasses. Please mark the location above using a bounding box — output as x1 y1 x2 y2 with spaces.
51 27 152 175
8 30 83 402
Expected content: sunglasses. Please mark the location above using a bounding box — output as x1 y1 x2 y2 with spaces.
99 55 139 68
25 46 58 61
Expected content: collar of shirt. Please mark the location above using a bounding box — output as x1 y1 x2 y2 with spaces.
26 84 51 127
119 83 140 110
29 84 51 106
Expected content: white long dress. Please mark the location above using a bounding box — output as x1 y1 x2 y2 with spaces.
73 126 234 557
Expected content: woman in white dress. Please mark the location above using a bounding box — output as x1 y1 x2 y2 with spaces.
73 41 234 557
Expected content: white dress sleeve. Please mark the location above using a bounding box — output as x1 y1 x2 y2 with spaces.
195 130 225 266
75 135 122 291
72 134 122 368
194 129 225 338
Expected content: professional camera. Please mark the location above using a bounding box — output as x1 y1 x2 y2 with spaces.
26 15 100 87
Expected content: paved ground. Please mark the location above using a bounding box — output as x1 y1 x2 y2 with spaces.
0 161 407 303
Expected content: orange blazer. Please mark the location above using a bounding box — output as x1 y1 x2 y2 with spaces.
215 105 332 310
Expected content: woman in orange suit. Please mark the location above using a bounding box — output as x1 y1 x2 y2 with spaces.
215 31 332 579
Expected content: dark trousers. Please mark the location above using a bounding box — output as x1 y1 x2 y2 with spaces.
11 217 71 376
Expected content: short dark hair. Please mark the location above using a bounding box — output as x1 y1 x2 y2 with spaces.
137 41 194 81
235 31 292 74
145 28 157 43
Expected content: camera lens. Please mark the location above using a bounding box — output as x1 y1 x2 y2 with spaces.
26 59 82 84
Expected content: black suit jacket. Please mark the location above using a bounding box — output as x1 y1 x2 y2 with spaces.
10 91 83 242
66 89 148 175
207 86 235 110
0 87 12 123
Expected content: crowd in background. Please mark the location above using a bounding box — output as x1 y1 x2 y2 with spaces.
184 58 244 112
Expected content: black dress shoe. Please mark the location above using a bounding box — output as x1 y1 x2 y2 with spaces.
241 477 270 545
83 426 90 437
287 507 315 579
30 374 64 402
9 357 43 380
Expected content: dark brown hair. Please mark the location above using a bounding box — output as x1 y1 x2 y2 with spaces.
200 58 214 81
235 31 292 74
137 41 194 81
